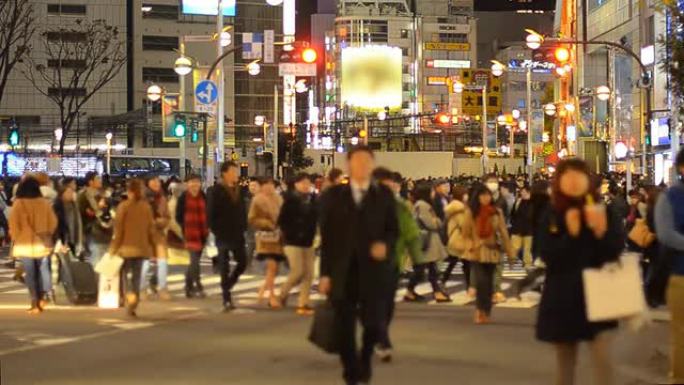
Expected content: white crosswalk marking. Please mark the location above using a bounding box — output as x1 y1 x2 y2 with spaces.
0 261 541 309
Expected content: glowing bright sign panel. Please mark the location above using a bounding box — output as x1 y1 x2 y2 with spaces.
341 46 402 110
181 0 236 16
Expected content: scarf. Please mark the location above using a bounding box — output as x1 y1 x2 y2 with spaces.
476 204 497 239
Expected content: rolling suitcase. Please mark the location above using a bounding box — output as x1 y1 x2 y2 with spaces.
59 251 98 305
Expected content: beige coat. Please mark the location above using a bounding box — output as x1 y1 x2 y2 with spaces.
444 200 471 256
461 207 513 264
248 191 283 255
109 199 158 259
10 198 58 258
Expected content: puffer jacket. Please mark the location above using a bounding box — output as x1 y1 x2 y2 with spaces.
444 200 471 256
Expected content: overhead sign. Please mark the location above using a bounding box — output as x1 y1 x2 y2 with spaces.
456 69 502 116
424 42 470 51
426 76 447 85
181 0 236 16
426 59 470 69
278 63 317 76
507 59 555 73
195 80 218 105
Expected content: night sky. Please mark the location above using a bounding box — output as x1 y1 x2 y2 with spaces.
474 0 556 11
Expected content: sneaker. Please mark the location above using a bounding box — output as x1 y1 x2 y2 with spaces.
434 291 451 303
296 306 314 316
375 346 393 363
403 291 425 302
493 292 507 304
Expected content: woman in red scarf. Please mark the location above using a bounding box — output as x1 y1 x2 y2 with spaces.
176 175 209 298
461 184 513 324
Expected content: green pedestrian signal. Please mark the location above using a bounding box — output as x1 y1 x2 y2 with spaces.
191 129 199 143
173 115 186 138
8 128 19 147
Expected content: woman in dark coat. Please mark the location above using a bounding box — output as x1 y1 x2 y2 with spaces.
536 159 624 385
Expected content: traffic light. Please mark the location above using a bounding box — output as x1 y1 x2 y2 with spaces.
302 47 318 64
173 115 186 138
554 47 570 64
191 129 199 143
8 127 19 147
435 113 451 125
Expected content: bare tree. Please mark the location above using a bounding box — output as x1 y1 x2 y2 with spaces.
22 19 126 154
0 0 36 107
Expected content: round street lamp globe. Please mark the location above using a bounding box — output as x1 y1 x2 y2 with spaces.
220 31 232 47
453 81 464 93
377 111 387 121
174 56 193 76
146 84 162 102
497 115 507 125
615 141 628 159
54 128 63 141
254 115 265 126
511 109 521 119
266 0 284 5
596 86 611 101
247 62 261 76
491 62 505 77
105 132 113 141
526 33 542 50
544 103 557 116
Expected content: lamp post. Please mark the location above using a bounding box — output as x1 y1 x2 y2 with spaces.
174 43 190 180
105 132 113 175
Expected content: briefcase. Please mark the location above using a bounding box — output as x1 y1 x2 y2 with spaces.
308 302 339 354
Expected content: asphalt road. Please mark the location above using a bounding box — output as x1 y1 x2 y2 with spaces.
0 259 673 385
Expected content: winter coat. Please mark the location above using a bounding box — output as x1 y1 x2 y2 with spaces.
536 205 624 342
248 191 284 255
53 199 84 253
395 197 423 271
9 198 58 258
460 206 513 264
147 191 170 259
444 200 471 256
278 191 317 248
206 183 247 247
109 199 158 259
413 200 447 265
510 199 534 236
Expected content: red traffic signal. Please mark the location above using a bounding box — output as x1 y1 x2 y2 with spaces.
435 113 450 125
554 47 570 63
302 48 318 64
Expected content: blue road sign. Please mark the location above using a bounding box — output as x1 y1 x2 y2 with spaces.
195 80 218 105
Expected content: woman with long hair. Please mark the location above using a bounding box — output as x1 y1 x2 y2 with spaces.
140 176 171 300
248 177 285 308
109 178 158 317
461 183 513 324
441 185 471 288
404 182 450 302
9 176 57 313
536 159 624 385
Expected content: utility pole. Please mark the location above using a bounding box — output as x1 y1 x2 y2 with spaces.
216 0 225 164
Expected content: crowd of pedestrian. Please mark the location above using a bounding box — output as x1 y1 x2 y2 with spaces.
2 146 684 385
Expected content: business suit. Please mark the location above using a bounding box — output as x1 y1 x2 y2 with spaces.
319 182 398 384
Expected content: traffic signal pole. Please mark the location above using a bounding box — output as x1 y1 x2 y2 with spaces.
179 40 187 180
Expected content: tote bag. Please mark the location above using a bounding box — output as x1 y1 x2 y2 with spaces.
582 253 646 322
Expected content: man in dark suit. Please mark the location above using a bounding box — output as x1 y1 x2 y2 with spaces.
318 146 398 385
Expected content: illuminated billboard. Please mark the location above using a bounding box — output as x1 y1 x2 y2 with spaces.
341 46 402 110
181 0 236 16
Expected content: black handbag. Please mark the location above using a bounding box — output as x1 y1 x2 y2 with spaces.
308 302 339 354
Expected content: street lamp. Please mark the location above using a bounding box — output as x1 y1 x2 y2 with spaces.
146 84 162 102
174 56 193 76
512 109 521 120
491 60 505 77
377 110 387 121
247 61 261 76
525 29 544 50
266 0 283 4
105 132 113 175
295 79 308 93
220 31 232 47
453 81 464 94
596 85 611 101
254 115 265 126
54 128 63 142
544 103 557 116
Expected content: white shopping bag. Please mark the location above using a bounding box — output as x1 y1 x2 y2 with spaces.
95 253 124 278
582 253 646 322
98 275 120 309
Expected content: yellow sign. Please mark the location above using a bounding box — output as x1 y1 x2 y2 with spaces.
231 152 239 161
424 42 470 51
457 69 502 116
341 46 403 110
426 76 447 85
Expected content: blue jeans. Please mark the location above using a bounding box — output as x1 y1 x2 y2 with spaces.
88 239 106 268
21 257 49 302
140 259 168 291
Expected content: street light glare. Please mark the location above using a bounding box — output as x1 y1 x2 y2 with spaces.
266 0 284 5
453 81 464 93
146 84 162 102
174 56 193 76
525 30 543 50
596 85 611 101
247 62 261 76
544 103 557 116
491 61 505 77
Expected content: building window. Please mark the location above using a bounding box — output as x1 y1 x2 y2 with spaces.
401 29 409 39
437 17 449 23
142 35 179 51
48 87 87 97
47 59 86 69
46 31 87 43
142 67 178 83
402 47 409 56
438 32 468 43
142 4 179 20
47 4 87 15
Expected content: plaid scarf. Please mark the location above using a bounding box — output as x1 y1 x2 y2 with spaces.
184 193 208 252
